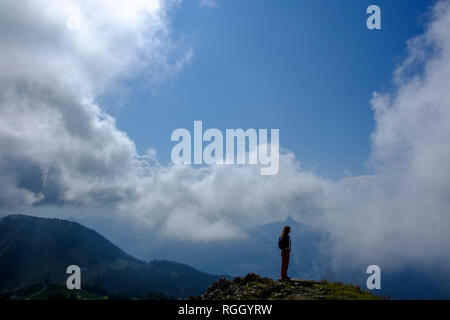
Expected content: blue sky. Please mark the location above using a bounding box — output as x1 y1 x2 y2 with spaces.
104 0 433 180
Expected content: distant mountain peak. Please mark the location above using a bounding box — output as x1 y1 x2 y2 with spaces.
284 216 296 224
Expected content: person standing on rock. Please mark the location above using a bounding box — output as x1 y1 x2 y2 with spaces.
278 225 291 280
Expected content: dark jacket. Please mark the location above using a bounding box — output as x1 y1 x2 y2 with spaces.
278 235 291 251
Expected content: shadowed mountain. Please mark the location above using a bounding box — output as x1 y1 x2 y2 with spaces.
0 214 222 298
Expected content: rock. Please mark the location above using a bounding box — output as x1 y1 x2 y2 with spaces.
233 276 244 284
216 278 231 291
191 273 382 300
243 273 260 283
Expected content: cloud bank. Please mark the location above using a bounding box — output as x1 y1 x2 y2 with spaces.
0 0 333 242
320 0 450 271
1 0 450 274
0 0 188 209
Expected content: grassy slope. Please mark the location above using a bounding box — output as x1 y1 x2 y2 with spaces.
2 283 106 300
198 273 382 300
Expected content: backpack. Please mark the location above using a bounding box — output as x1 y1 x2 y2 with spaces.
278 236 283 250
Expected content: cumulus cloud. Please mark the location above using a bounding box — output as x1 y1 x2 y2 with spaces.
0 0 334 242
0 0 190 210
115 153 335 241
318 0 450 271
1 0 450 276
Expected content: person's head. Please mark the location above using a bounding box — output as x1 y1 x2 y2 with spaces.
281 226 291 237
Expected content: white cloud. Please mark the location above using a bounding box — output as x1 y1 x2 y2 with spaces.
1 0 450 276
319 0 450 271
0 0 190 209
114 153 335 241
0 0 332 243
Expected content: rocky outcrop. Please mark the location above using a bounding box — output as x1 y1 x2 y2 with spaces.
191 273 381 300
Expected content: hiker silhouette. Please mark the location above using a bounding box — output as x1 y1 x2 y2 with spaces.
278 226 291 280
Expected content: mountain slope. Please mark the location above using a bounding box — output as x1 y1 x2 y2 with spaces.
0 214 139 288
0 214 221 298
93 260 223 298
0 283 107 300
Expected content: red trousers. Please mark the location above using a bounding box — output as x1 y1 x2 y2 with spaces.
281 250 290 279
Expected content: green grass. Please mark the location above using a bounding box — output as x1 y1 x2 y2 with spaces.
317 280 382 300
11 283 107 300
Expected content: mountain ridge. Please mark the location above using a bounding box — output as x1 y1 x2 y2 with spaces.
0 214 223 298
